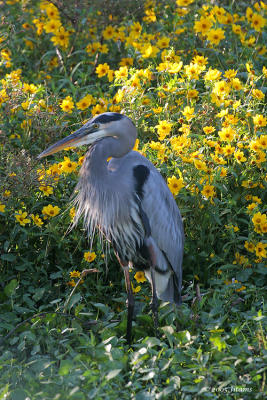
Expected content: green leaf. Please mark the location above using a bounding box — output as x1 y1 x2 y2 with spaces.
0 384 9 400
65 293 81 310
33 288 46 302
1 254 16 262
59 360 72 376
10 389 28 400
210 335 226 351
4 279 18 297
105 368 122 381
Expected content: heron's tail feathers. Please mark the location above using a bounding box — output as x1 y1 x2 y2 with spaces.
143 237 182 306
157 271 182 305
144 269 182 306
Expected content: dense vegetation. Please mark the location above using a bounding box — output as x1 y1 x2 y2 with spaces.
0 0 266 399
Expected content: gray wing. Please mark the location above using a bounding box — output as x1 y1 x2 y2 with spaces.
141 162 184 292
109 150 184 302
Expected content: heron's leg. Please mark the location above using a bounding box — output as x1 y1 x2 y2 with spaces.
150 267 159 335
123 265 134 344
146 240 159 336
117 257 134 345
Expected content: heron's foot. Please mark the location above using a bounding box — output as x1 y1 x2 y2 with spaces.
150 296 159 337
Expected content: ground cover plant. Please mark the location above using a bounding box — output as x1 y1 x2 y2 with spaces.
0 0 266 398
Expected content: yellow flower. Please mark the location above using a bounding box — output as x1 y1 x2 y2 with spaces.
253 114 266 128
225 224 239 232
184 63 202 80
255 242 267 259
115 66 128 80
224 69 237 80
0 203 6 213
59 156 78 174
203 126 215 134
252 89 265 100
140 43 159 59
234 150 246 163
33 18 44 35
107 69 115 82
67 279 76 287
44 19 61 34
39 185 53 196
96 63 110 78
232 24 242 35
119 57 133 67
69 270 81 278
194 159 207 172
204 68 222 81
167 175 184 196
130 22 142 38
51 27 70 48
152 106 163 114
251 13 265 32
213 80 231 97
84 251 97 262
182 106 195 121
194 17 213 35
134 271 147 283
236 286 246 292
168 61 183 73
247 203 258 213
42 204 61 218
246 7 253 21
252 196 262 204
102 25 115 40
60 96 74 113
219 167 227 177
201 185 216 199
244 241 255 253
132 285 141 294
222 144 235 156
231 78 242 90
156 120 173 141
207 28 225 45
15 210 31 226
254 137 265 152
252 212 266 227
254 150 266 164
187 89 198 99
45 3 60 19
31 214 43 227
192 55 208 67
218 126 235 142
86 42 100 55
69 207 76 220
176 0 194 6
76 94 94 110
157 36 170 49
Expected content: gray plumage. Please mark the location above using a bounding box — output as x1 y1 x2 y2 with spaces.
38 112 184 341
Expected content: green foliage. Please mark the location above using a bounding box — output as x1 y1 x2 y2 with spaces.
0 0 266 398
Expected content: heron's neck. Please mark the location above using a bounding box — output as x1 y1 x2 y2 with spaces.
80 137 133 185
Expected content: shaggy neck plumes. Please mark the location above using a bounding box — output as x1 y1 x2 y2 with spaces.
72 136 136 241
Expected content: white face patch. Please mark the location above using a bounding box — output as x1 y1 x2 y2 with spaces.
82 129 108 145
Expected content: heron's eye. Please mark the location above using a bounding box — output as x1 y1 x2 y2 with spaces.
93 123 99 130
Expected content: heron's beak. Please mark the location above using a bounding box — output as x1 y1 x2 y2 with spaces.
37 124 101 159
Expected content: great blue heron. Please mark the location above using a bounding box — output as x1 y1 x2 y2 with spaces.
38 112 184 343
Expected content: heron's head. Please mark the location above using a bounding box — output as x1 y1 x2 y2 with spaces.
37 112 137 159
